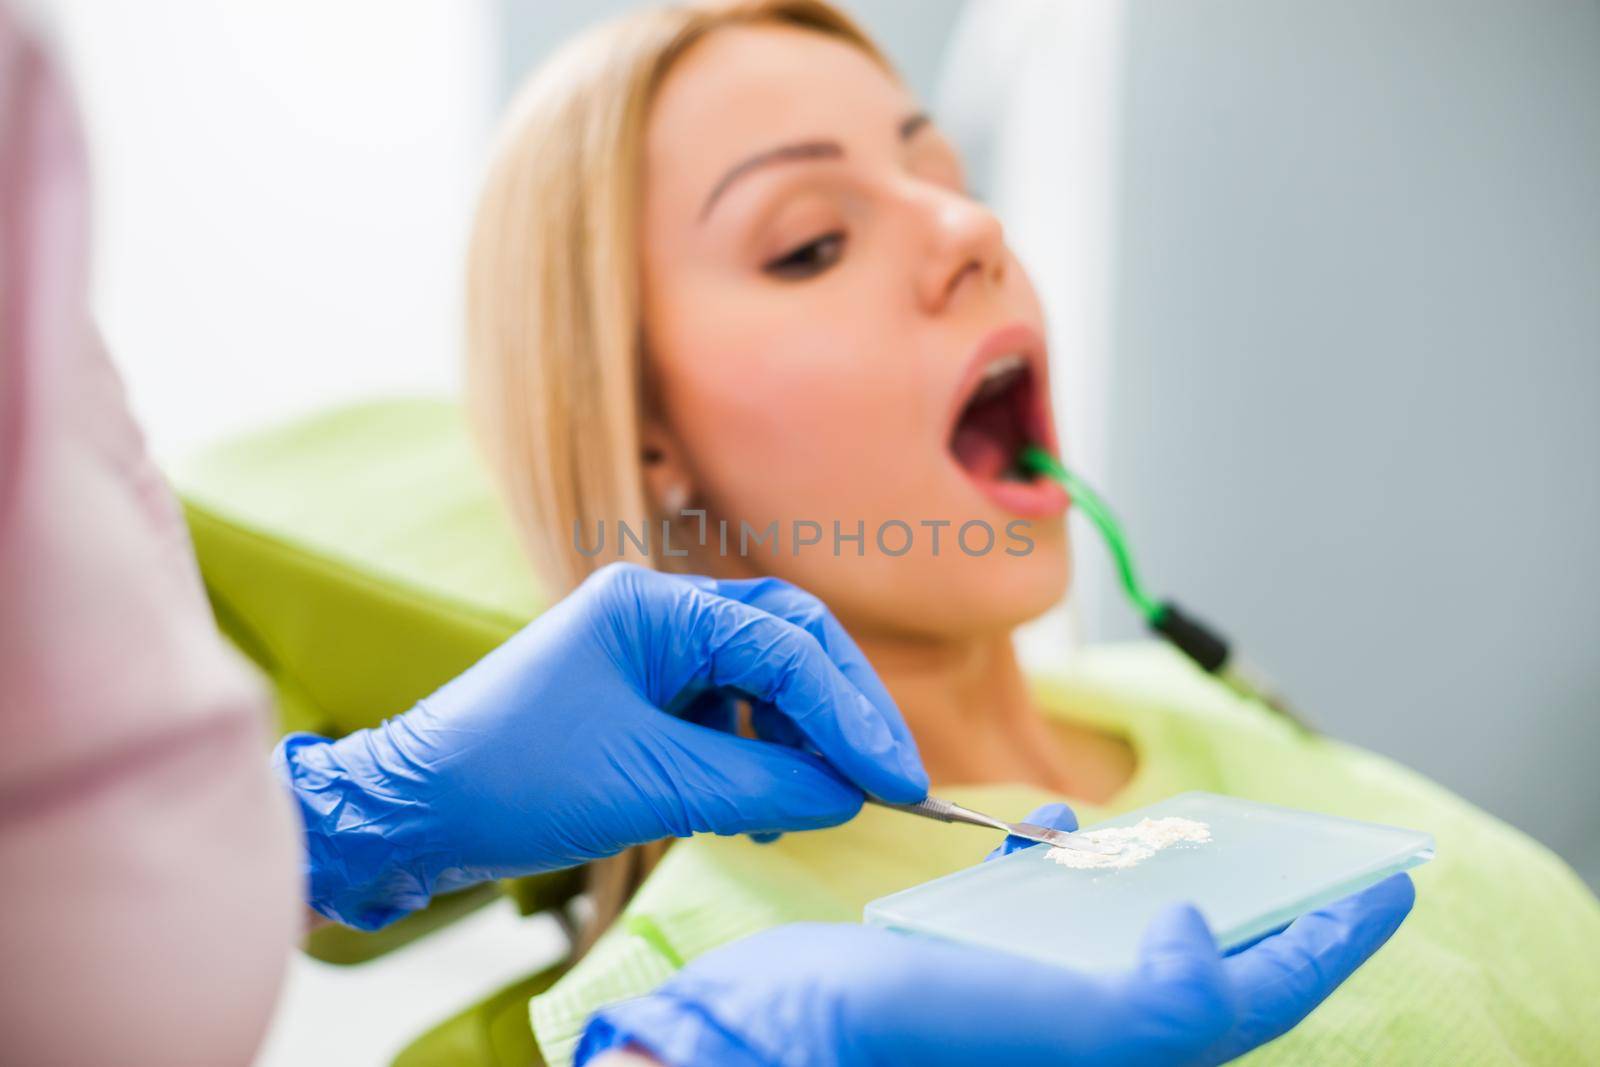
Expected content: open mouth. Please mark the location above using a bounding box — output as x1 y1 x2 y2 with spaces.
950 353 1042 482
947 337 1069 518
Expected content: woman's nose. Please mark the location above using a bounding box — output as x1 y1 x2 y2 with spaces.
911 189 1007 314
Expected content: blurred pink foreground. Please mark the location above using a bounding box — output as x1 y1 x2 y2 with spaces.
0 8 299 1063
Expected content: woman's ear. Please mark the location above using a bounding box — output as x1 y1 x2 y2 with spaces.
640 415 693 516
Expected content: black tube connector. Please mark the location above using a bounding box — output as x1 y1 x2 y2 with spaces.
1150 600 1230 674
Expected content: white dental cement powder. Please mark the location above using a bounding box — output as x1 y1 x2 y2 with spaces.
1046 816 1212 870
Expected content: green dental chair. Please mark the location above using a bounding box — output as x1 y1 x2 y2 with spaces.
175 397 579 1066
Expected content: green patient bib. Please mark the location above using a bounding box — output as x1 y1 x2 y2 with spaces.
532 646 1600 1067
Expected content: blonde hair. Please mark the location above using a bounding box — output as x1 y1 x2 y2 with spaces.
465 0 891 948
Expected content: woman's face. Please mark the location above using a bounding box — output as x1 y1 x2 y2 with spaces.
641 24 1069 639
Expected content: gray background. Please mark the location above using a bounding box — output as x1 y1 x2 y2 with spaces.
1101 0 1600 888
498 0 1599 887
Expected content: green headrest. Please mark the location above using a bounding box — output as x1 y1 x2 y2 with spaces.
174 397 546 739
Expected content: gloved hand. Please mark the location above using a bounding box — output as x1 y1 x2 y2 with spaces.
577 804 1416 1067
274 563 928 929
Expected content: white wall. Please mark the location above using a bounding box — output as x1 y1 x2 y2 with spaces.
45 0 498 458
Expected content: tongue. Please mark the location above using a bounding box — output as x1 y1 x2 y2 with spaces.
951 391 1025 480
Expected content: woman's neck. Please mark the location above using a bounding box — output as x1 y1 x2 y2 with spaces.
853 628 1134 804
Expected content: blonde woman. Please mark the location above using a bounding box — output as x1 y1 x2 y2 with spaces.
466 2 1600 1064
0 7 1419 1065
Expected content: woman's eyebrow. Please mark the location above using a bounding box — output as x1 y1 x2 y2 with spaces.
699 141 842 222
697 112 931 223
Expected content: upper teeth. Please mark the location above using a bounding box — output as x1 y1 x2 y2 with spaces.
982 354 1026 382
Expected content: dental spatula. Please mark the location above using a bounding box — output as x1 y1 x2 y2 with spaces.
870 796 1118 855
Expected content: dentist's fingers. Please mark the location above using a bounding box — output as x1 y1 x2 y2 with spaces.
710 576 926 782
673 689 739 736
653 578 927 803
639 714 865 836
1120 903 1236 1060
747 699 808 750
1215 873 1415 1059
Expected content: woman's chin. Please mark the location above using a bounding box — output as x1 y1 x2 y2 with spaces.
883 537 1072 636
973 545 1072 628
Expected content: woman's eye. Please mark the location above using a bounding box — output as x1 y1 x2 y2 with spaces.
762 231 846 280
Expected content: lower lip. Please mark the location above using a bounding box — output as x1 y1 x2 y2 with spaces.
964 472 1071 518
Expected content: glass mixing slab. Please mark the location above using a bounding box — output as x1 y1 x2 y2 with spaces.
864 791 1433 973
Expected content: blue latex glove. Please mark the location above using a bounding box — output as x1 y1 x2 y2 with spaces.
273 563 928 929
578 803 1416 1067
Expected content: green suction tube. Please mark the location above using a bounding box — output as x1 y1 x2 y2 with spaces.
1019 446 1301 725
1019 447 1163 625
